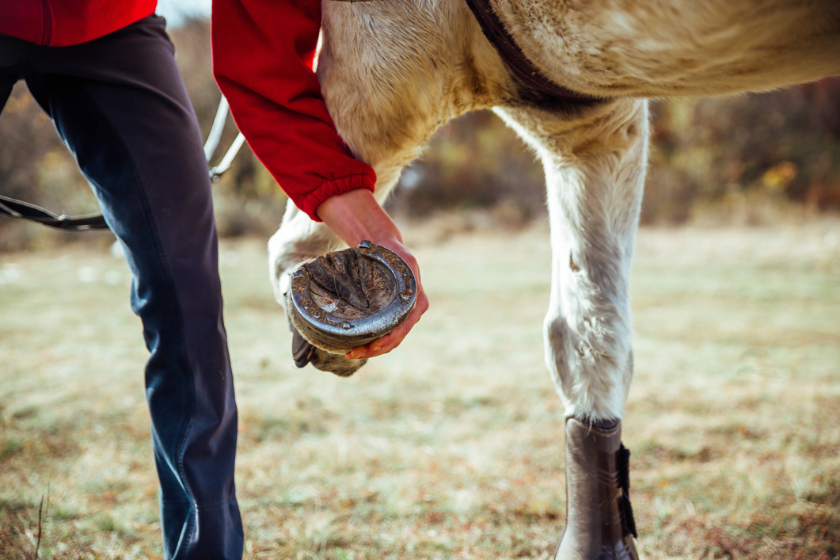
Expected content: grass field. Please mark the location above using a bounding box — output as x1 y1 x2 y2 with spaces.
1 220 839 559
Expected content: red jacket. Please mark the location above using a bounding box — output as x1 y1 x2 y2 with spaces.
212 0 376 221
0 0 156 46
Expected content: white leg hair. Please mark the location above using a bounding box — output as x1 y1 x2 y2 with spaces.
496 98 649 421
268 205 333 311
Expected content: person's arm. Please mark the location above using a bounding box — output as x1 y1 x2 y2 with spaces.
211 0 428 357
211 0 376 220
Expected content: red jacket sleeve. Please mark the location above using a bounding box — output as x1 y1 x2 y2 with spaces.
211 0 376 221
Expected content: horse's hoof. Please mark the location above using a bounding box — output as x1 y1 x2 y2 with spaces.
554 418 639 560
291 328 317 368
291 329 367 377
286 241 416 354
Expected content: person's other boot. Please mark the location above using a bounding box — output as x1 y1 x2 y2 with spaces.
554 417 639 560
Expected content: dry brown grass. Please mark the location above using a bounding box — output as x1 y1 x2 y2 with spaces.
1 220 839 559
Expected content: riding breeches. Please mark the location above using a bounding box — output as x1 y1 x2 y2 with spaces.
0 16 243 560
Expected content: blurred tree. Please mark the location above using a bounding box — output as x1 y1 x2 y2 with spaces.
386 110 545 223
392 77 840 226
0 83 101 250
644 78 840 223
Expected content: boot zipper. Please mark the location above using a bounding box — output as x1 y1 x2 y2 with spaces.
40 0 52 45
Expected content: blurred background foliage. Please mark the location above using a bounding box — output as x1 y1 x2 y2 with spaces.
1 18 838 251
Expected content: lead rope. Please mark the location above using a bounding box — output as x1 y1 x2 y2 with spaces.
0 96 245 231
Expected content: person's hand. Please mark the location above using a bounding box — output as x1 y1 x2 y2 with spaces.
347 236 428 359
315 189 429 360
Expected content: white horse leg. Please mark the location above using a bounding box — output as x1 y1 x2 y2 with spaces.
497 97 648 559
268 204 333 313
498 97 647 421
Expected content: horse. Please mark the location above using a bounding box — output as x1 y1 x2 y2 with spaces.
266 1 840 557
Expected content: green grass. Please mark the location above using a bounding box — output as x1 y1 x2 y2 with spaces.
1 221 839 559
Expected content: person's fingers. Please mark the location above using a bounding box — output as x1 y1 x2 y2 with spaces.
347 296 426 359
340 237 428 360
367 292 429 356
346 290 429 359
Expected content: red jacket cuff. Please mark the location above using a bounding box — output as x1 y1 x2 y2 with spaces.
299 174 376 222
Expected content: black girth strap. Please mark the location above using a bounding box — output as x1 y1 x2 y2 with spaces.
463 0 597 101
0 195 109 231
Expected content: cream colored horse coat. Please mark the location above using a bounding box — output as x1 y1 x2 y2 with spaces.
270 0 840 420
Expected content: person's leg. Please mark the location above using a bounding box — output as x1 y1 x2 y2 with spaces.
0 36 28 119
24 17 243 560
0 80 12 111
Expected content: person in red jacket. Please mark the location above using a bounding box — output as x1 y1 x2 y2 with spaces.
1 3 243 559
212 0 429 363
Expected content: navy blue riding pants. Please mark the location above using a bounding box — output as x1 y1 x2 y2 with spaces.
0 16 243 560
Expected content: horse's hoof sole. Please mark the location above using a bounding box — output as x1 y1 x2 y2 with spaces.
287 241 416 354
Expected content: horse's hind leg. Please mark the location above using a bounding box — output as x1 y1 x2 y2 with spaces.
496 97 648 559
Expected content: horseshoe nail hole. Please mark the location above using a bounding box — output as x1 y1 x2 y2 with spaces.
569 254 580 272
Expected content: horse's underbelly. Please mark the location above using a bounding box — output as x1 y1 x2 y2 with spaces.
495 0 840 98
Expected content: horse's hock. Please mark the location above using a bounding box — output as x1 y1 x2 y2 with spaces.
287 241 416 355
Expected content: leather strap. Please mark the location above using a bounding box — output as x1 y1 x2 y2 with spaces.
0 195 109 231
463 0 598 101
